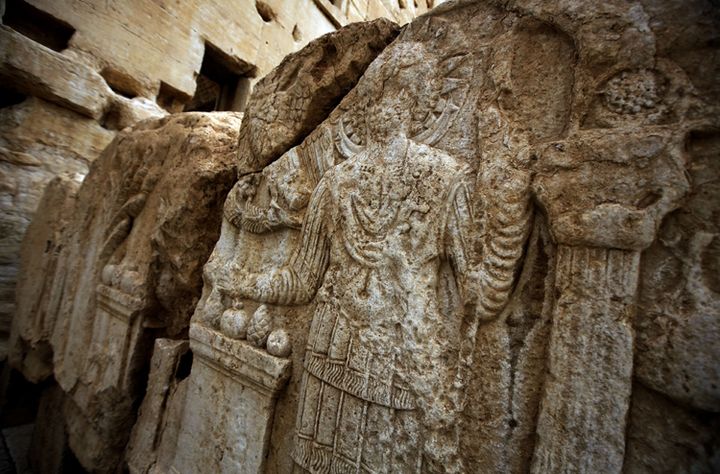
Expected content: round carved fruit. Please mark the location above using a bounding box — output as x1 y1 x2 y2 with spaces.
101 264 116 285
220 308 249 339
266 329 292 357
247 305 272 347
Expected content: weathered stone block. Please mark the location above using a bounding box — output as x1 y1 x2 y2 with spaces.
169 323 290 474
8 175 79 383
0 26 111 120
127 338 190 474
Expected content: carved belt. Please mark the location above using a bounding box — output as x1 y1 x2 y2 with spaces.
303 351 416 410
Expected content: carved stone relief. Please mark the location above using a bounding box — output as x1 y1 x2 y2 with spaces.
10 113 244 472
180 1 718 473
9 0 720 473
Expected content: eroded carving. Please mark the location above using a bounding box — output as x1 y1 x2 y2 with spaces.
13 2 715 473
215 41 533 471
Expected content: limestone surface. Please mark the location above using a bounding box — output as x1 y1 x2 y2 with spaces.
8 175 79 383
9 1 720 473
180 1 719 473
0 0 427 358
237 18 400 173
10 112 243 472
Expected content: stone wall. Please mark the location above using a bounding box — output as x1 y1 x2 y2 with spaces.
0 0 435 355
8 0 719 473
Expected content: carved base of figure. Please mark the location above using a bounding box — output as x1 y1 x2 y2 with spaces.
291 370 422 473
85 284 146 391
532 245 640 473
169 323 291 474
58 284 150 471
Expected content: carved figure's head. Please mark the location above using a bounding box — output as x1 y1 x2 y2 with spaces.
365 41 435 140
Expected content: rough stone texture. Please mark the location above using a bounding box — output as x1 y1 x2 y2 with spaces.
22 0 429 98
168 1 718 473
634 129 720 413
170 324 291 473
0 25 111 120
10 0 720 473
0 0 429 359
624 383 720 474
126 339 190 474
237 18 400 172
0 98 114 352
9 112 243 472
8 175 79 383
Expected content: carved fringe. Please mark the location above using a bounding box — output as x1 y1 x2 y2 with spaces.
304 352 415 410
292 438 360 474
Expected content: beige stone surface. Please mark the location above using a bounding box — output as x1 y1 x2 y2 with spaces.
170 324 291 473
8 175 79 383
0 98 114 351
9 112 241 472
126 338 190 474
0 0 425 357
8 0 720 472
23 0 431 99
0 25 110 120
173 1 719 473
237 18 400 173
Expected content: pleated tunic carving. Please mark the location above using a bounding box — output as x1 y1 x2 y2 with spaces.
246 138 475 473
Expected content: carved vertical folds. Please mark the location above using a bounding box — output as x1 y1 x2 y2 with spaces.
532 245 639 473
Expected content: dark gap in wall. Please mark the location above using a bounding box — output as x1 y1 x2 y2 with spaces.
0 86 27 108
184 42 254 113
292 24 302 42
0 368 44 428
2 0 75 52
175 349 193 381
61 446 87 474
100 67 141 99
157 81 190 113
99 103 123 131
255 0 276 23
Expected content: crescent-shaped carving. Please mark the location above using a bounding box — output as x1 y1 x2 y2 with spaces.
335 117 365 159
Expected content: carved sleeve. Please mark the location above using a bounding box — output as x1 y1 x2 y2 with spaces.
444 165 533 321
444 175 475 298
244 179 332 305
471 164 533 321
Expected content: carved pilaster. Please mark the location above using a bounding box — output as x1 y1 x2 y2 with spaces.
530 128 688 473
532 245 639 472
85 284 145 391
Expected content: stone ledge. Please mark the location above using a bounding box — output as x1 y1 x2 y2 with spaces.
96 284 143 324
189 323 291 396
0 25 111 119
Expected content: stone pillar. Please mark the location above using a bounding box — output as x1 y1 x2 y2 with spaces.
532 246 639 472
127 338 190 474
530 129 688 473
170 323 291 474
